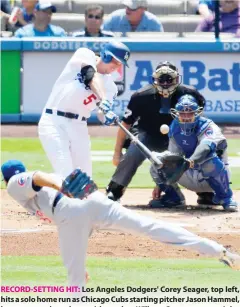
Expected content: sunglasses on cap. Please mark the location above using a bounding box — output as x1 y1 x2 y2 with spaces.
87 14 102 20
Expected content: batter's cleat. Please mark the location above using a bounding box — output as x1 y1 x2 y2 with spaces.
197 192 215 205
219 251 240 270
149 195 186 208
212 196 239 212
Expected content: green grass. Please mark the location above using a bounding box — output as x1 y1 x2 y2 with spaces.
225 139 240 157
2 256 239 288
1 137 116 152
2 137 240 155
1 138 240 189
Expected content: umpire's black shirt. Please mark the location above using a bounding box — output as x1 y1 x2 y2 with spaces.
122 84 205 141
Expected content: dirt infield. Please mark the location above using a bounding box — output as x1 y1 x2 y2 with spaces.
1 189 240 258
1 124 240 259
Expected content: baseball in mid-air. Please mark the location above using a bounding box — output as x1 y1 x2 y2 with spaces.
160 124 169 134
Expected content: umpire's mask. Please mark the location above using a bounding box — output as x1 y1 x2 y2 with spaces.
152 61 181 97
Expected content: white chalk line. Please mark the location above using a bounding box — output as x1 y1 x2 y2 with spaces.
1 228 51 234
91 154 240 166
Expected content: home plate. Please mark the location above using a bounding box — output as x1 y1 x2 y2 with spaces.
181 204 224 210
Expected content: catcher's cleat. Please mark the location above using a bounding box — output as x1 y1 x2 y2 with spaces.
197 192 215 205
219 251 240 270
223 200 239 212
149 196 186 208
212 196 239 212
149 183 186 208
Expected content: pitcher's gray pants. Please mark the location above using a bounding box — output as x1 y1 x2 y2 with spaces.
56 191 226 288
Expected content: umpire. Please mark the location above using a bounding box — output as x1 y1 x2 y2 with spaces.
106 61 214 207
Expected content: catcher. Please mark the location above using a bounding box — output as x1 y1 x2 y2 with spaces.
2 160 240 288
149 94 238 211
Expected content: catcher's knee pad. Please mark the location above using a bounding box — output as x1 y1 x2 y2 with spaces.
201 156 225 178
106 181 125 201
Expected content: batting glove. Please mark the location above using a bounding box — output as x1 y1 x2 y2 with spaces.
98 99 111 114
103 111 118 126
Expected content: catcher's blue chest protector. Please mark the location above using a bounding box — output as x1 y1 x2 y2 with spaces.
169 118 212 158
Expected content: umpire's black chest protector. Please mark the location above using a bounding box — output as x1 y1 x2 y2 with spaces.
128 86 173 136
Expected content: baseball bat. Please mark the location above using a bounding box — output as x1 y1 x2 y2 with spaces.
97 108 162 167
116 120 163 167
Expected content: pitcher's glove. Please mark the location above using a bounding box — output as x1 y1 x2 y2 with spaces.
61 169 98 199
154 151 191 185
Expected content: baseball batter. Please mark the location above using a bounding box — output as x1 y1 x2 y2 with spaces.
2 160 240 288
150 95 239 211
38 41 130 177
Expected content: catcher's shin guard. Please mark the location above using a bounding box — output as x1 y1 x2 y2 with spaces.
106 181 125 201
201 157 236 210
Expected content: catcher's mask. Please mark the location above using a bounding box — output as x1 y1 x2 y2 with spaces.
170 95 203 136
152 61 181 98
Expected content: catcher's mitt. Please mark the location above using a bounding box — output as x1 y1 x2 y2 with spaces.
61 169 98 199
154 151 190 185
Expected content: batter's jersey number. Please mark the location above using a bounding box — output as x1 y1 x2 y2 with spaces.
83 94 97 105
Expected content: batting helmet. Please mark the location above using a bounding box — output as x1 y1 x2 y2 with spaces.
171 95 203 136
152 61 181 97
100 41 130 67
1 160 26 182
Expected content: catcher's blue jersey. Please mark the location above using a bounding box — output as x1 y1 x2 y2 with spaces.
168 117 225 158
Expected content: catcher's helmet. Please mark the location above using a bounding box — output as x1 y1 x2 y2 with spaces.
100 41 130 67
152 61 181 97
171 95 203 136
1 160 26 182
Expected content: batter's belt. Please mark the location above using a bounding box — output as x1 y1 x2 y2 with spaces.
45 108 86 121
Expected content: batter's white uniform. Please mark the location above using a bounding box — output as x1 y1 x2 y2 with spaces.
38 48 118 177
8 171 228 288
